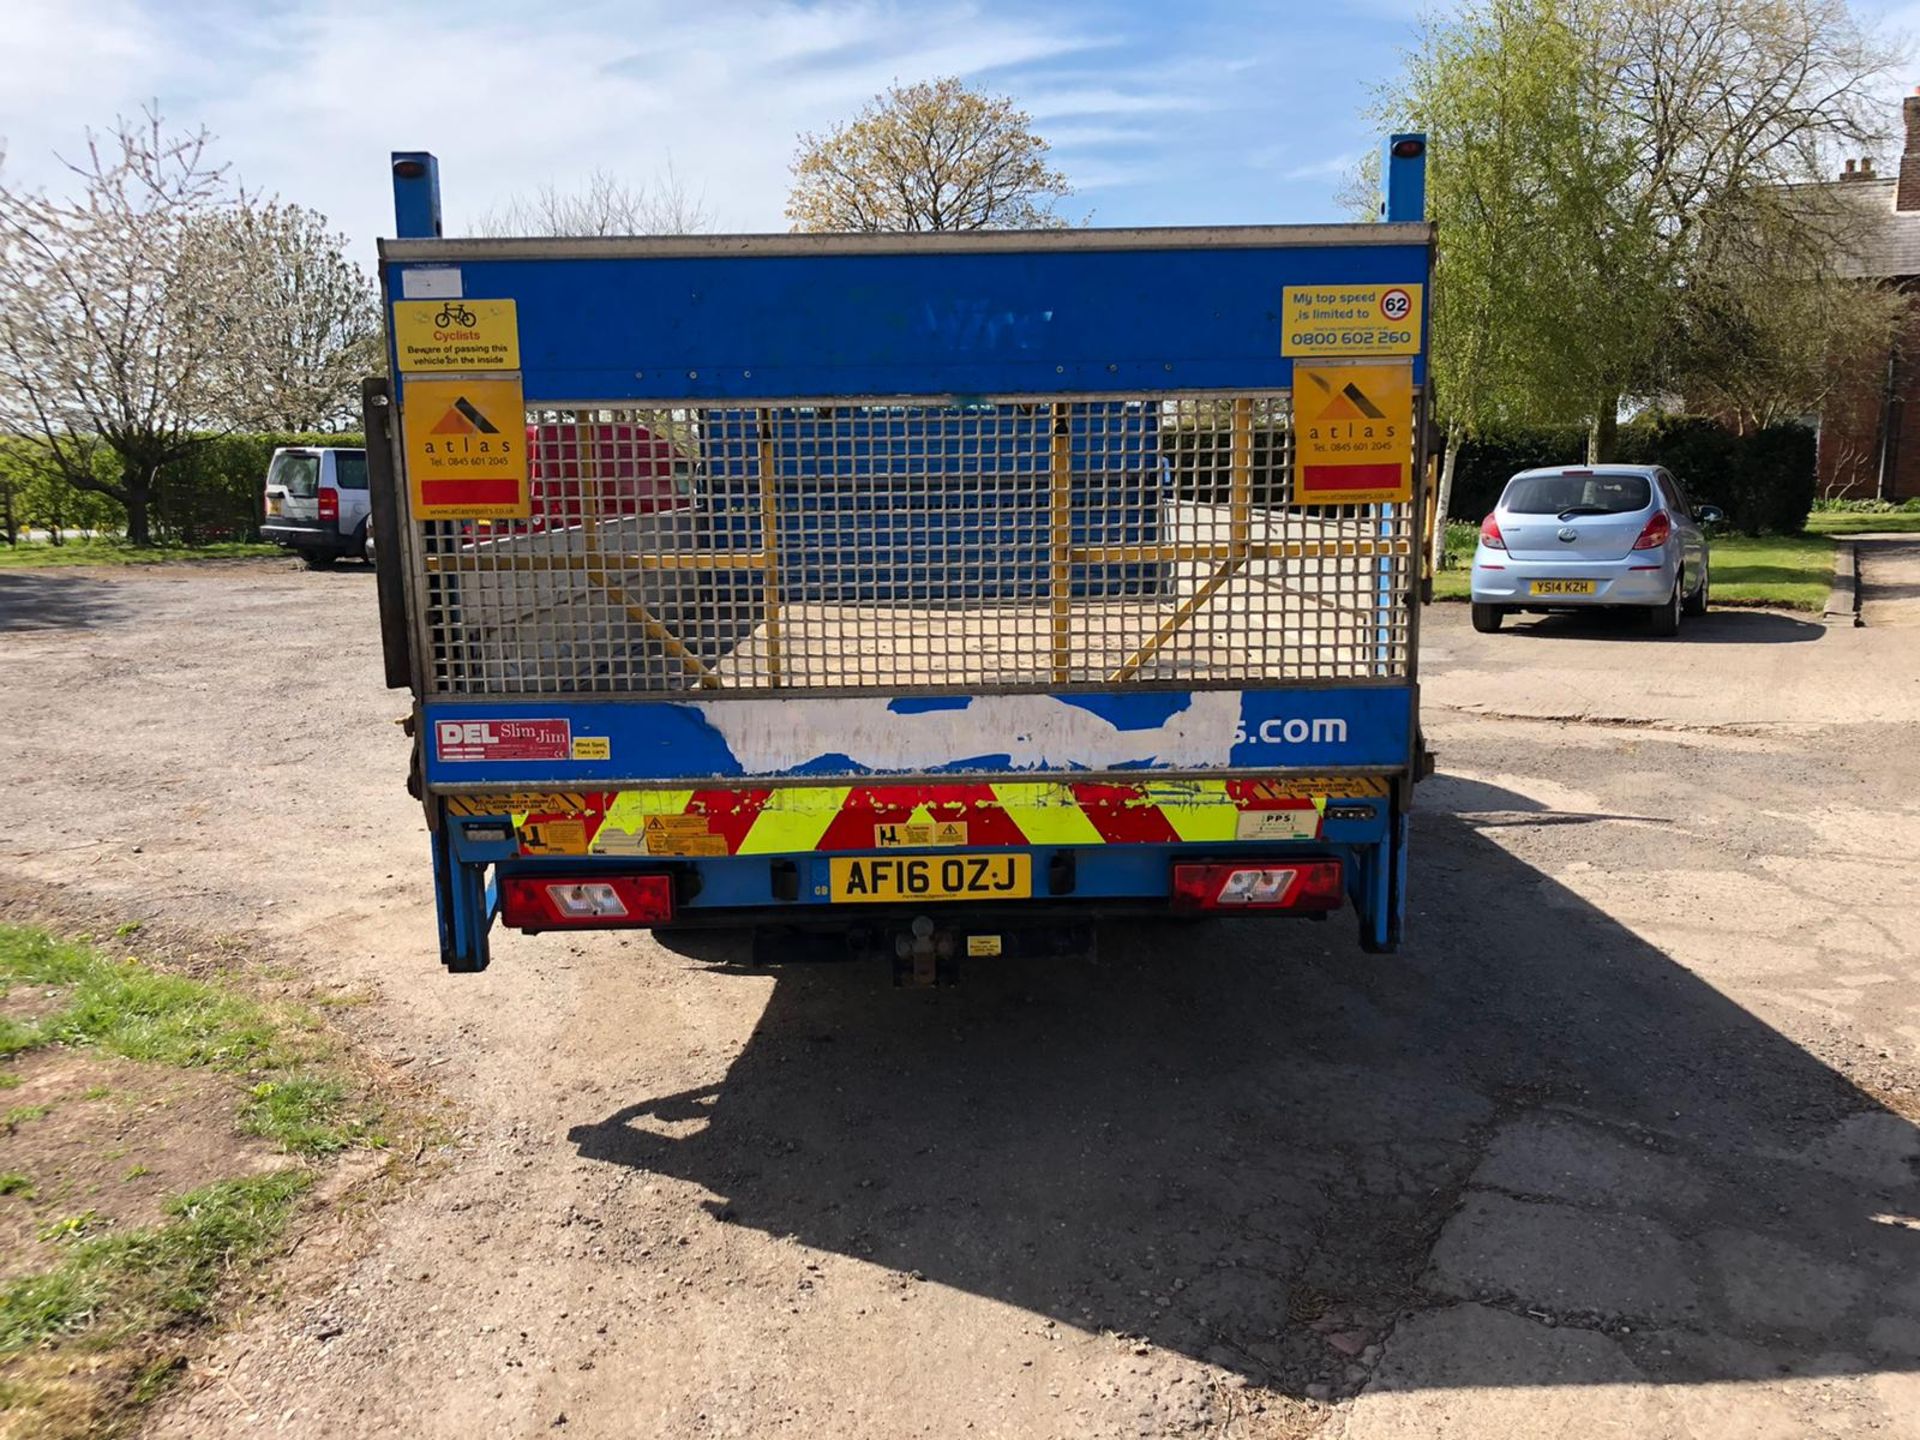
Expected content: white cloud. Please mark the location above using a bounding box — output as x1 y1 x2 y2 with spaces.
0 0 1139 254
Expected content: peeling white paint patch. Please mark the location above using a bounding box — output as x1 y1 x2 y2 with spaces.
699 692 1244 774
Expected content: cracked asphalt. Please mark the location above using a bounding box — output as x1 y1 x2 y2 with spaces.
0 559 1915 1439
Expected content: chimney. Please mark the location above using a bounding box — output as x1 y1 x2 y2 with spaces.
1899 89 1920 210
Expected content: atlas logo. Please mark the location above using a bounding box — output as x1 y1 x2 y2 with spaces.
1233 717 1350 746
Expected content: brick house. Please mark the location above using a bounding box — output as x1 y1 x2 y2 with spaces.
1819 94 1920 500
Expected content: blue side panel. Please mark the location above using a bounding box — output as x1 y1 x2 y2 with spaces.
699 402 1166 603
422 686 1414 787
413 242 1430 402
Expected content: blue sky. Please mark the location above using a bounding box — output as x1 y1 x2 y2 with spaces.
2 0 1917 261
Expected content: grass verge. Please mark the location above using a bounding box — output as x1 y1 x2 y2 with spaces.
1431 531 1835 611
0 926 370 1153
1805 510 1920 536
0 923 392 1436
0 539 280 570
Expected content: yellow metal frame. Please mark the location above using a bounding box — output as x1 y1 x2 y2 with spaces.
1109 397 1254 683
416 395 1415 691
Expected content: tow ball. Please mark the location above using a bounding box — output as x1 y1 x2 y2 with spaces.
892 915 958 988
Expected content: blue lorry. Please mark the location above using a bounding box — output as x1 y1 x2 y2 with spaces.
364 139 1435 977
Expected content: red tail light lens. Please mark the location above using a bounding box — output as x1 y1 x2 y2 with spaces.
1170 859 1344 913
499 873 675 929
317 487 339 522
1479 514 1505 550
1632 510 1671 550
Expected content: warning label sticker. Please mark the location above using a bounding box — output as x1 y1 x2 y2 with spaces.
403 376 530 519
635 815 727 857
391 299 520 373
1293 360 1414 505
874 821 970 848
1234 810 1322 841
1282 284 1421 356
434 718 571 763
571 737 611 761
520 818 589 856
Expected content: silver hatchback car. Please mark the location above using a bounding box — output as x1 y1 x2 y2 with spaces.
1469 465 1722 636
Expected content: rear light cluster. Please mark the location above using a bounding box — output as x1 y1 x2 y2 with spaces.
1171 859 1344 913
317 488 339 522
1479 514 1505 550
1632 510 1671 550
499 873 674 930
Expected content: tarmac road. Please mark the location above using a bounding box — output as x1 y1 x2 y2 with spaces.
0 560 1916 1439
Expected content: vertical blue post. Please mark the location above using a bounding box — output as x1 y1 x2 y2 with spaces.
391 151 442 239
1383 133 1427 223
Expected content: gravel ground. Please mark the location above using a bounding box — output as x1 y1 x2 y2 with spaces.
0 558 1917 1440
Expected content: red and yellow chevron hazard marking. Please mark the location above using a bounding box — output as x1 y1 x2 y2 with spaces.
467 776 1390 858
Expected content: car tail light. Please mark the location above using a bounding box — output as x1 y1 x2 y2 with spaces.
317 488 339 522
499 873 674 929
1170 859 1344 913
1479 514 1505 550
1632 510 1671 550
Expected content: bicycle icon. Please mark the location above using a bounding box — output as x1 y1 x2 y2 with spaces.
434 302 478 328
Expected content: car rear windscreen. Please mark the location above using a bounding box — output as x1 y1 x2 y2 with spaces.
1503 473 1651 515
268 452 321 498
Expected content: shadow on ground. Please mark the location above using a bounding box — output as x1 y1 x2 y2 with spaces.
569 786 1919 1401
0 573 129 632
1491 607 1826 644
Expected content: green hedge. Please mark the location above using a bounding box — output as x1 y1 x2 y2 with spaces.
1444 417 1815 535
0 432 364 545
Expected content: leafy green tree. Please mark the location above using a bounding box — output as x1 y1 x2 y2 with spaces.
1373 0 1903 532
787 78 1072 233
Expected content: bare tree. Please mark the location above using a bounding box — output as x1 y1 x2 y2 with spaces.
193 200 381 431
475 164 712 237
0 109 239 544
787 77 1072 233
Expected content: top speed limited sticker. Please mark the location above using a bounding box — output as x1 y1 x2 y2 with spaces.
1281 284 1423 356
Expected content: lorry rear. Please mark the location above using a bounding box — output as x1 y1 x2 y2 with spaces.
368 141 1434 975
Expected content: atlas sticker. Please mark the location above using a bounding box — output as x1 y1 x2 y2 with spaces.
404 376 530 519
1282 284 1423 356
391 298 520 373
434 718 571 762
1293 361 1414 505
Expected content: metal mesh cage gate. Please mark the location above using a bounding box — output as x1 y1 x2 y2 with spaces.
411 391 1415 698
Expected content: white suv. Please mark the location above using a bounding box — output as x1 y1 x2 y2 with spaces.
261 447 370 569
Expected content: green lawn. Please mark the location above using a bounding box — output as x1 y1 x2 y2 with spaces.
0 925 399 1437
0 539 280 570
1432 531 1836 611
1805 510 1920 536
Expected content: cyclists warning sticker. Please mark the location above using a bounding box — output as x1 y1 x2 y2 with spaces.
403 376 530 519
1293 360 1414 505
391 298 520 372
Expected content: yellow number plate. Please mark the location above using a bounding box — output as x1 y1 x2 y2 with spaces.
830 854 1031 904
1531 579 1596 596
